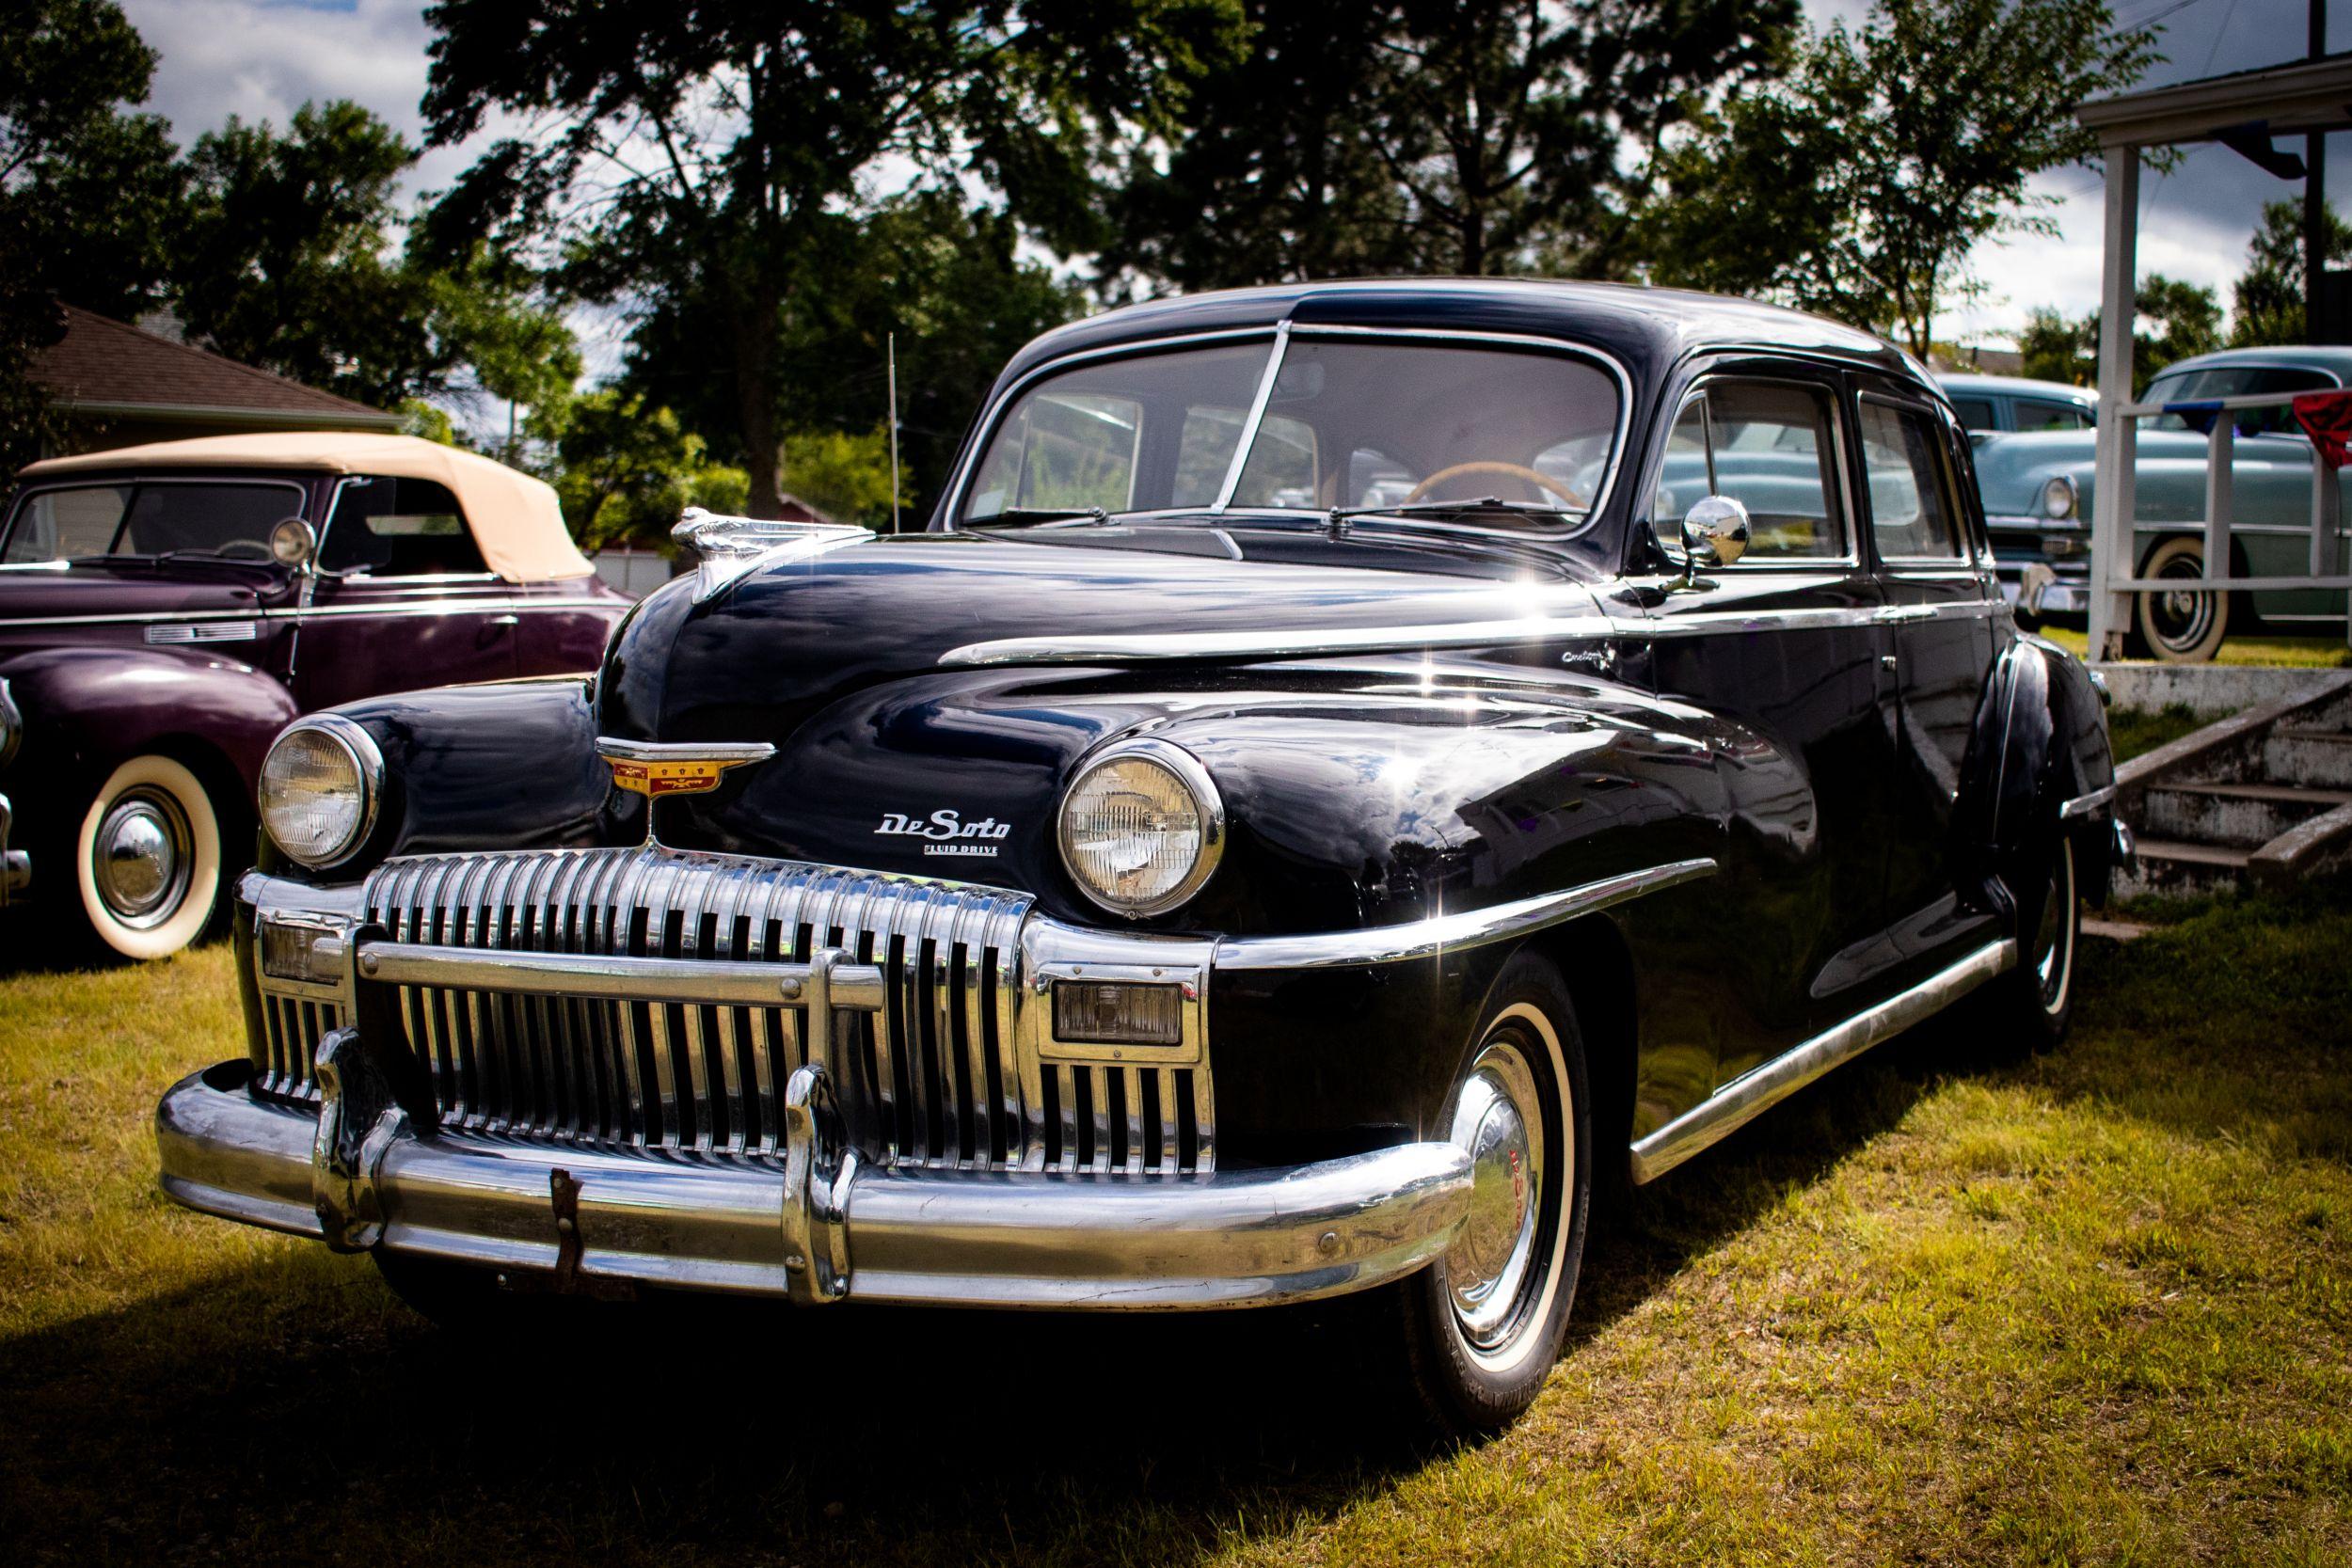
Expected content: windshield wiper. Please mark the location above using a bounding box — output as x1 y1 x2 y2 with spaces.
1327 497 1578 527
969 506 1110 526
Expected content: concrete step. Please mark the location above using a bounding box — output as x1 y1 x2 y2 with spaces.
2263 727 2352 789
2138 779 2352 848
2116 836 2249 899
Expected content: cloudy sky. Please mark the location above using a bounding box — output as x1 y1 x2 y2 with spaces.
121 0 2344 360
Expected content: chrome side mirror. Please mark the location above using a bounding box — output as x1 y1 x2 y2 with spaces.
269 516 317 572
1680 494 1750 571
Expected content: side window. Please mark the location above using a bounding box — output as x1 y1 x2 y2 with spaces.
2014 399 2091 433
2 484 128 562
1948 397 1997 432
320 476 489 576
1660 380 1846 560
1861 401 1963 561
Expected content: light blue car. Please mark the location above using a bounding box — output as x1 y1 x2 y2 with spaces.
1966 347 2352 660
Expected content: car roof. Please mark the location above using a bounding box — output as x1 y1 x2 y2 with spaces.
995 277 1923 389
1935 372 2097 402
16 432 593 582
2147 344 2352 382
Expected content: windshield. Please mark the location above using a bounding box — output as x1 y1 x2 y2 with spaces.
2144 364 2335 437
1 480 307 564
959 335 1620 528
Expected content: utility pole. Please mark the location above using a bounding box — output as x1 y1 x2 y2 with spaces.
2312 0 2332 341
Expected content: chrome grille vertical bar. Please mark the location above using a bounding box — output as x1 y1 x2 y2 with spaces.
1158 1068 1180 1172
1122 1066 1146 1176
709 863 752 1156
674 864 714 1153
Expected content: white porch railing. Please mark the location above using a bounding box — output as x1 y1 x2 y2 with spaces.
2088 388 2352 657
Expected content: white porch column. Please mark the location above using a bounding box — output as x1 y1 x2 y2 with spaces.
2089 144 2140 659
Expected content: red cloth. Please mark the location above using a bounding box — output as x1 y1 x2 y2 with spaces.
2292 389 2352 470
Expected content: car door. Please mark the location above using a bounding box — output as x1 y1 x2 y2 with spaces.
1855 384 2002 974
291 473 517 711
1634 360 1902 1085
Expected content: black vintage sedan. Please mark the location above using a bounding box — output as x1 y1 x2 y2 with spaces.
155 281 2122 1433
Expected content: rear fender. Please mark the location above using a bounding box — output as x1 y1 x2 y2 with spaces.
1961 635 2117 911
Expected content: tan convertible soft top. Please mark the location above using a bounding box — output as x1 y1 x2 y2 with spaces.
20 432 594 582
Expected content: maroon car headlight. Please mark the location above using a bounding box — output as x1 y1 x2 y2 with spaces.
1057 738 1224 918
258 715 382 869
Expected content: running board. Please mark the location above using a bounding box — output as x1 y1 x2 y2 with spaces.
1628 939 2018 1184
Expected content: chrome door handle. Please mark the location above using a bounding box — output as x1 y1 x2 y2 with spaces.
487 613 520 626
1881 654 1899 672
1872 604 1935 624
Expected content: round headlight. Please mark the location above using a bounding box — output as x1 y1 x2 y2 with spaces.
1057 739 1224 918
2042 475 2077 520
258 716 381 869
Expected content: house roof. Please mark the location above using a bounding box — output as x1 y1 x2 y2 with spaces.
21 432 593 581
31 305 404 431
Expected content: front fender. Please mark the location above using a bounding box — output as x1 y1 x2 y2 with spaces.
1962 633 2117 910
257 675 612 877
0 646 298 842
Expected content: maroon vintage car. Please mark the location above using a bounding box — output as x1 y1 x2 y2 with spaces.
0 432 627 958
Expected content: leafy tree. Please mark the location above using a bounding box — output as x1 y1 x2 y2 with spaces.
2015 276 2222 395
1105 0 1794 288
1379 0 1798 277
1101 0 1415 289
0 0 184 464
175 101 578 422
779 426 900 526
543 388 749 549
2233 198 2352 348
421 0 1242 519
1640 0 2159 355
621 188 1083 526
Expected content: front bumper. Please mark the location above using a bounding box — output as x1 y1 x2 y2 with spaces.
1986 519 2091 619
0 793 27 905
157 1059 1472 1309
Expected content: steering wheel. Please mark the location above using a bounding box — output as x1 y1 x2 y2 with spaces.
215 539 276 561
1404 461 1586 509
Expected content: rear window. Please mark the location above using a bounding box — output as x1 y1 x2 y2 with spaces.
1 481 303 563
1948 397 1997 432
320 476 487 576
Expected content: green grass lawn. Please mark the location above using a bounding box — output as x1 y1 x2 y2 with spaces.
2039 626 2352 670
3 884 2348 1566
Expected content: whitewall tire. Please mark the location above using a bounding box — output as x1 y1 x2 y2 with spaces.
74 753 222 960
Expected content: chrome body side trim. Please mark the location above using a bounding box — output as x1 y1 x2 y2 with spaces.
939 610 1619 666
1217 857 1718 971
2058 784 2116 821
1628 938 2017 1183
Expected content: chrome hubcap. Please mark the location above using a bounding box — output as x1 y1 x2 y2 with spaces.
2151 558 2215 651
92 788 191 928
1445 1037 1546 1350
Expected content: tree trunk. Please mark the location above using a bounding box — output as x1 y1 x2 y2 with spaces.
733 282 786 519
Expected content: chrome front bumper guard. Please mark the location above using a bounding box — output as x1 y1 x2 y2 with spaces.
159 853 1721 1310
157 1059 1473 1310
0 793 27 904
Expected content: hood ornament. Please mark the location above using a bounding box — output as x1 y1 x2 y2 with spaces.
672 507 871 602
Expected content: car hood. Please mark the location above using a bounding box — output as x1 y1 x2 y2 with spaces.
1971 427 2227 516
596 524 1610 744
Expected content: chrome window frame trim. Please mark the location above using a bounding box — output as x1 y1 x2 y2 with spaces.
942 321 1636 544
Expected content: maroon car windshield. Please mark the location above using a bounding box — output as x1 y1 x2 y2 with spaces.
2 479 307 563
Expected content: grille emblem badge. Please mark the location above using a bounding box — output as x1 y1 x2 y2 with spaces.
597 736 776 799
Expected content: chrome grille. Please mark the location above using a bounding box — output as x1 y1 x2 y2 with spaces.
321 847 1211 1175
253 991 339 1101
